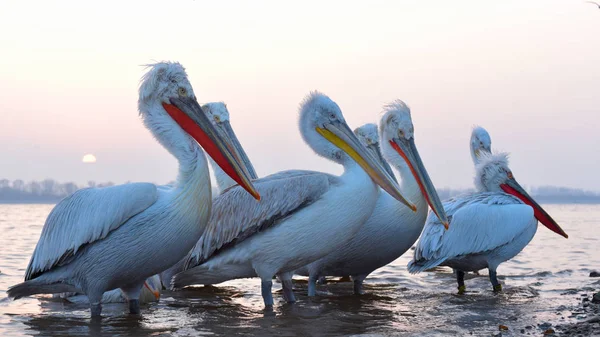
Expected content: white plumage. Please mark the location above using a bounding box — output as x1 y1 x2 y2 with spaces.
56 275 162 305
409 152 568 292
172 92 411 307
26 183 158 281
158 101 259 289
295 101 448 295
7 62 258 317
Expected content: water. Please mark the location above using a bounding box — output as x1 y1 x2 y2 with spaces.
0 204 598 336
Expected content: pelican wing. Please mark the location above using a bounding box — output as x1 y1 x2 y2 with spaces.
409 192 532 272
25 183 158 280
186 170 336 268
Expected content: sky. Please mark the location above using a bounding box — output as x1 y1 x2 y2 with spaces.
0 0 599 190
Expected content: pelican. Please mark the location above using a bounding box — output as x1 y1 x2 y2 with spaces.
408 151 568 293
7 62 259 317
159 101 259 288
295 101 448 295
55 275 162 305
172 91 418 308
470 126 492 165
203 102 258 193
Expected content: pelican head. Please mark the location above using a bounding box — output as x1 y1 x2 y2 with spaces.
354 123 397 183
141 275 162 302
470 126 492 165
475 152 568 238
379 100 449 228
202 102 258 180
298 91 414 210
138 62 259 200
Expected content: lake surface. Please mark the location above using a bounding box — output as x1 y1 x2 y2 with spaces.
0 204 598 336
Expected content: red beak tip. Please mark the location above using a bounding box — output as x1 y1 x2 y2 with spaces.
443 222 449 230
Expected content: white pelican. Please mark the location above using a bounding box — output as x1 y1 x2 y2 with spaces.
7 62 259 317
172 92 419 308
470 126 492 165
202 102 258 193
408 151 568 293
295 101 448 295
159 101 259 288
55 275 162 305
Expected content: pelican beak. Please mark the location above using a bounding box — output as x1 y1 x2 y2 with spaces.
367 143 398 184
143 281 160 301
390 137 449 229
214 120 258 180
474 145 492 159
316 122 415 210
163 97 260 200
501 177 568 238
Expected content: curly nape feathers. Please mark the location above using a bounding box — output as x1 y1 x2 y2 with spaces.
138 61 188 106
474 152 510 192
382 99 411 116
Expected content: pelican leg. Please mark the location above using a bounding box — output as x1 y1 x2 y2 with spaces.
88 292 103 317
90 302 102 317
129 299 140 314
261 280 274 307
489 269 502 292
280 274 296 303
352 274 367 295
456 270 466 294
121 283 143 315
353 280 364 295
308 275 318 297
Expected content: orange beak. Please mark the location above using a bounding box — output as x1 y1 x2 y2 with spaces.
144 281 160 300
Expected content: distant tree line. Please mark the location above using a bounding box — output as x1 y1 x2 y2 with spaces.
0 179 116 203
1 178 599 204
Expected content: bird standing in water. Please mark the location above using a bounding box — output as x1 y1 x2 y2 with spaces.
7 62 259 317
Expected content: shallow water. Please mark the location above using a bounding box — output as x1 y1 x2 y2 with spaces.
0 204 598 336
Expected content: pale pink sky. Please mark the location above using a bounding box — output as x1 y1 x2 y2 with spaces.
0 0 599 190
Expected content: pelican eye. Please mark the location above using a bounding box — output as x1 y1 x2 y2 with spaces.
178 87 187 97
214 115 221 123
507 171 513 179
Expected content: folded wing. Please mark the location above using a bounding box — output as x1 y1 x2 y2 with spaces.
185 170 335 269
409 192 533 272
25 183 158 280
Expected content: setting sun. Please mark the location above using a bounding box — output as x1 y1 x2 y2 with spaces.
82 154 97 164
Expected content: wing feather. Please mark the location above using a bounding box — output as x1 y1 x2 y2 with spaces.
185 170 334 269
409 192 534 272
25 183 158 280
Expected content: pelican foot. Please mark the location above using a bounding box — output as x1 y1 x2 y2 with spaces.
128 299 140 314
457 285 466 295
493 284 503 292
